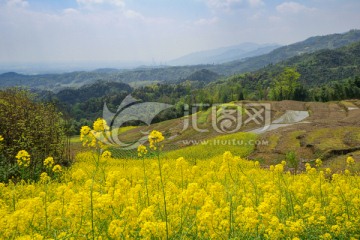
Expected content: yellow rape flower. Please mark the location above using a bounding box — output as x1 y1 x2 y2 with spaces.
108 219 125 238
93 118 109 132
80 119 109 149
101 150 112 162
52 164 62 173
331 225 341 236
176 157 188 169
101 150 112 158
80 126 91 140
0 135 4 142
40 172 51 183
81 129 96 147
274 163 284 173
80 125 97 147
322 233 332 240
315 158 322 167
16 150 31 167
71 169 86 182
43 156 54 168
137 144 148 157
346 156 355 165
148 130 164 150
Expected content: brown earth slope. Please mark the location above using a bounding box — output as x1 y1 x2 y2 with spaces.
249 100 360 169
72 100 360 170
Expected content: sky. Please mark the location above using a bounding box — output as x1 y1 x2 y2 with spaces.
1 0 360 67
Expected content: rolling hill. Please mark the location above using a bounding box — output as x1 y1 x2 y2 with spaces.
211 29 360 75
0 29 360 92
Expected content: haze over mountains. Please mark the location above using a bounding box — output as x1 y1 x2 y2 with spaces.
0 30 360 92
0 43 279 75
168 43 281 66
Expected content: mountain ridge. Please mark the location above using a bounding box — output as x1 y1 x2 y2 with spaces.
1 29 360 91
168 42 280 65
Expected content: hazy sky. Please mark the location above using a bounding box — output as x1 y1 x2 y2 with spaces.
1 0 360 64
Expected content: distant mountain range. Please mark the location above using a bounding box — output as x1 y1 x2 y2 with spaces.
1 29 360 91
168 43 280 66
216 39 360 92
211 29 360 75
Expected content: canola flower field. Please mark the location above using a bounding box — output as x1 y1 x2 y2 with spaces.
1 122 360 239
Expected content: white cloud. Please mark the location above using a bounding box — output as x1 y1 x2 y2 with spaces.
194 17 219 26
76 0 103 5
6 0 28 8
205 0 244 10
108 0 125 7
76 0 125 8
75 0 145 20
276 2 315 14
63 8 79 15
204 0 264 11
247 0 264 8
124 9 144 20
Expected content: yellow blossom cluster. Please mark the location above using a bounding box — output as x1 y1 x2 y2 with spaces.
80 125 96 147
15 150 31 167
347 156 355 165
0 135 3 151
148 130 164 150
39 172 51 183
43 156 54 168
137 144 148 157
101 150 112 159
93 118 109 132
0 149 359 239
52 164 62 173
80 118 109 148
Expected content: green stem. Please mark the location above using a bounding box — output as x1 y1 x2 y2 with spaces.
90 148 101 240
142 157 150 206
44 184 48 234
157 151 169 240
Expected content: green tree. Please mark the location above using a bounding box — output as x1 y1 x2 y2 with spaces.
270 67 301 100
0 88 67 182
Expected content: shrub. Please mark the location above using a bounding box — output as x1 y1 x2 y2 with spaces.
286 150 299 174
0 88 66 182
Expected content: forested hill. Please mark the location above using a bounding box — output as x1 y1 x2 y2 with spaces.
1 30 360 92
211 29 360 75
269 40 360 86
194 40 360 102
36 81 133 126
235 40 360 89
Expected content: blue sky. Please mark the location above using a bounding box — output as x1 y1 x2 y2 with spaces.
1 0 360 66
